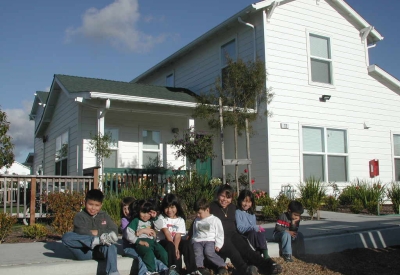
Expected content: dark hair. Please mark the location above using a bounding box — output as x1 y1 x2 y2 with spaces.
237 190 255 214
120 197 136 218
85 189 104 203
216 184 234 198
161 193 186 220
288 201 304 214
194 197 210 212
136 199 157 215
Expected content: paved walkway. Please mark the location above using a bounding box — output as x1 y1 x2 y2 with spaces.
1 211 400 275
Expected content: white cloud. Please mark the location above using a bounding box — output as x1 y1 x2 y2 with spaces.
4 101 34 163
65 0 166 52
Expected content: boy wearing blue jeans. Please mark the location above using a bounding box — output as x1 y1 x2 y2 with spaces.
62 189 120 275
272 201 305 262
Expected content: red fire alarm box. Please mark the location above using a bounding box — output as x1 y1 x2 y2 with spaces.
369 159 379 178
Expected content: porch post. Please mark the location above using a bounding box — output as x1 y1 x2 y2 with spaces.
188 118 195 179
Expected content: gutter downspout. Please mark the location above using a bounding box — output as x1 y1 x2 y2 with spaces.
238 17 256 62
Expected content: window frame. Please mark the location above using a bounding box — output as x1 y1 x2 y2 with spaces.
392 132 400 182
139 128 163 168
300 125 349 182
55 131 69 175
220 38 237 87
166 72 175 87
306 30 335 88
103 128 119 168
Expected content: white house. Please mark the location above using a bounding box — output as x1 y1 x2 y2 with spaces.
131 0 400 195
30 0 400 196
0 161 31 175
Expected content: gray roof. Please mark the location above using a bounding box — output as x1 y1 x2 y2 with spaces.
55 74 198 103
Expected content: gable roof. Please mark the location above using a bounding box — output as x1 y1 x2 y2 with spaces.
132 0 383 83
34 74 198 137
29 91 49 120
54 74 198 103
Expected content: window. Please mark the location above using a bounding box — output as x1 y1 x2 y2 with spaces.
142 130 161 167
166 73 174 87
221 39 236 87
55 131 68 175
309 33 333 85
302 126 348 182
104 129 118 168
394 134 400 181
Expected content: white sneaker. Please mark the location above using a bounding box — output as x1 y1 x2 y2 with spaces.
100 231 118 246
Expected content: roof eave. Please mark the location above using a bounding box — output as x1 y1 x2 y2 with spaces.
368 65 400 95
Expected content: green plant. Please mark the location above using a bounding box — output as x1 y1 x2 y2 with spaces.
387 181 400 214
170 128 216 165
297 177 326 220
252 189 271 206
339 185 358 205
46 192 85 234
324 195 339 212
354 179 385 211
0 107 15 169
350 199 364 214
88 131 113 166
23 224 48 240
0 213 17 243
275 194 292 216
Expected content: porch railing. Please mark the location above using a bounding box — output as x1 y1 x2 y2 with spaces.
102 168 187 196
0 174 97 225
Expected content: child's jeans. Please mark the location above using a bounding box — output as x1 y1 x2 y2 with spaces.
62 232 119 275
124 246 168 275
273 231 305 256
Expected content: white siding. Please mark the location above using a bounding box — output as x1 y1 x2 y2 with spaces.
265 0 400 196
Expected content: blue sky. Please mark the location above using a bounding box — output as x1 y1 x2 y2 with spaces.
1 0 399 163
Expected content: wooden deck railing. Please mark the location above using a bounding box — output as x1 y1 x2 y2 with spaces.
0 174 97 225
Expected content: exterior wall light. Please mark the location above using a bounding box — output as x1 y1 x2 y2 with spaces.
319 95 331 102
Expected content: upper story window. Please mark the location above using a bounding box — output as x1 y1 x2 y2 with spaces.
142 130 162 167
309 33 333 85
221 39 236 87
394 134 400 181
166 73 174 87
55 131 68 175
104 128 119 168
302 126 348 182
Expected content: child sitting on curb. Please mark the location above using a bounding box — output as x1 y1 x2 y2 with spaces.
272 200 305 262
62 189 120 275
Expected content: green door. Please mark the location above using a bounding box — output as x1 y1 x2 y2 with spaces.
196 158 212 178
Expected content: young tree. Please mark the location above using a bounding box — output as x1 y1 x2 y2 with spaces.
193 57 273 190
88 132 113 169
0 108 15 169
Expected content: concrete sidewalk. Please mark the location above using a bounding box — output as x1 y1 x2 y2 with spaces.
1 211 400 275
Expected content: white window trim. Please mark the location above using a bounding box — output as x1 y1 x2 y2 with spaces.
55 131 69 161
139 128 163 168
299 124 349 182
391 131 400 181
166 71 175 87
306 29 335 88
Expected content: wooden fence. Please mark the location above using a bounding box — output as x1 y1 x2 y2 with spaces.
0 173 98 225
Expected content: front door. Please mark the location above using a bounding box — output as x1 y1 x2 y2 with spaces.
196 158 212 178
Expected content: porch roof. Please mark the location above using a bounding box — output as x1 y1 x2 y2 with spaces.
55 74 198 103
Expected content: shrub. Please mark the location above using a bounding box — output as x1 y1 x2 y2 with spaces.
46 192 85 235
350 199 363 214
387 181 400 214
297 177 326 220
260 197 276 220
339 185 358 205
355 179 385 210
0 213 17 244
324 195 339 212
274 194 291 216
260 194 291 220
23 224 48 240
252 190 271 206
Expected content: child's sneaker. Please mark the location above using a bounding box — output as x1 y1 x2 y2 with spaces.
100 231 118 246
282 254 294 262
168 265 179 275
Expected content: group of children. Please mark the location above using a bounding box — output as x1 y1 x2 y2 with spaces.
62 187 304 275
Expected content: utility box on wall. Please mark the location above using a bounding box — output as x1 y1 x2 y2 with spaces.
369 159 379 178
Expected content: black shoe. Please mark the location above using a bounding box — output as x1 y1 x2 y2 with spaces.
129 257 139 275
246 265 259 275
283 254 294 262
271 263 282 274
